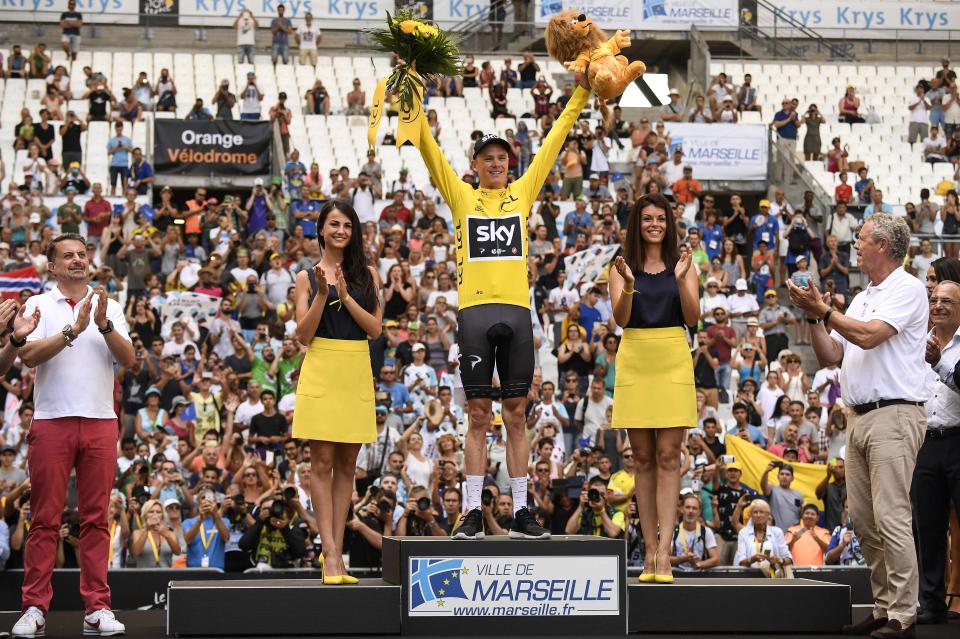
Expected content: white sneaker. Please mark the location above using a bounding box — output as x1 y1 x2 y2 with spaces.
82 609 125 637
11 607 45 638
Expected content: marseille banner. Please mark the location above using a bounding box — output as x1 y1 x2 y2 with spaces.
664 123 768 181
154 120 271 177
535 0 738 30
407 556 620 616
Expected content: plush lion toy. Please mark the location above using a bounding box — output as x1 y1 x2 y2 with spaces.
545 10 646 101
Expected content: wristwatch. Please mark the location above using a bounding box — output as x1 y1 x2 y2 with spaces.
62 324 78 347
9 333 27 348
806 318 820 325
98 320 114 335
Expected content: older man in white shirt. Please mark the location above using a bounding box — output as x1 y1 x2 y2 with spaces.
914 280 960 625
788 214 928 639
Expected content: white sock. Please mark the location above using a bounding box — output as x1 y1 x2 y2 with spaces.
510 476 528 515
465 475 483 511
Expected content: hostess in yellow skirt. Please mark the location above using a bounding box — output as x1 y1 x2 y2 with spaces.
612 327 697 429
292 337 376 443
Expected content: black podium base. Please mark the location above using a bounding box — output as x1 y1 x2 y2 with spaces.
166 579 400 636
382 535 627 635
628 578 851 633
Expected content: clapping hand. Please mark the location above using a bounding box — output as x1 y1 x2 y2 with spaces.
313 263 329 299
72 291 94 335
335 263 349 300
13 303 41 340
613 256 635 288
674 250 692 281
0 299 18 336
926 338 942 366
93 287 109 330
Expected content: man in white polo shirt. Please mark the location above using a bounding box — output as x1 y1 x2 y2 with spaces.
12 233 135 639
788 214 927 639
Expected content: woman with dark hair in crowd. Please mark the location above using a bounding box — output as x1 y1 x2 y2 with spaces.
293 199 382 585
926 256 960 297
609 192 700 584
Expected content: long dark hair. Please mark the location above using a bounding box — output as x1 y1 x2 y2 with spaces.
316 200 377 309
623 193 679 276
932 256 960 284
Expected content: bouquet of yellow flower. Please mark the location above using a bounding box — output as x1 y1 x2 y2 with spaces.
367 10 460 114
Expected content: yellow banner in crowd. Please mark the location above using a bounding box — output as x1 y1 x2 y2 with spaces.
726 436 827 509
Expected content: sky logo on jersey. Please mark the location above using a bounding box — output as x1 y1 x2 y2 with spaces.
467 215 523 261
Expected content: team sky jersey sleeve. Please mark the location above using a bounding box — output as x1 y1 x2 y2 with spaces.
415 114 473 216
515 86 591 202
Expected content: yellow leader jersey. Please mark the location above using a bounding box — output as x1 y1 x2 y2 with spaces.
415 86 592 310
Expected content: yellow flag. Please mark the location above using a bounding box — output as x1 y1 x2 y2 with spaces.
395 77 424 148
367 77 388 151
725 436 827 509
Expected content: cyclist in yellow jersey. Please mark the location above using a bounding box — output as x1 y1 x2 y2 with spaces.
413 74 593 540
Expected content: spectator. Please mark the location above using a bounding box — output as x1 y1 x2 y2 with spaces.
129 148 154 196
59 0 83 61
825 497 865 567
106 121 132 196
712 460 753 565
518 52 539 90
819 235 850 296
345 79 368 116
784 503 830 566
838 85 864 124
212 80 237 120
737 73 759 113
735 499 793 576
660 88 684 122
771 99 799 185
669 493 719 571
923 126 947 163
183 487 229 568
563 477 624 537
270 93 293 157
864 189 893 218
909 84 931 145
270 4 294 66
240 72 264 121
234 10 258 63
687 94 713 123
296 13 320 67
574 378 613 447
83 82 114 123
186 98 213 121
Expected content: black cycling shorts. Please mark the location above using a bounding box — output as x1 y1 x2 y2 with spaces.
457 303 535 400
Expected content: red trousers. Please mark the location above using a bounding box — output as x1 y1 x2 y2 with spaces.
22 417 118 614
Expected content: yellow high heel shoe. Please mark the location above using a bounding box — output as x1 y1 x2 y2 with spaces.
638 557 656 583
654 555 674 584
340 574 360 585
319 554 346 585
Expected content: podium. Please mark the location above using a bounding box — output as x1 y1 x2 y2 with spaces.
382 535 627 636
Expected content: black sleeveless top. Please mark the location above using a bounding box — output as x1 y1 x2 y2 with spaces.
307 268 373 341
626 269 686 329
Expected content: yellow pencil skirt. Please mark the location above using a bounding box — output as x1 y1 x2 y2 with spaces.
612 327 697 429
292 337 376 443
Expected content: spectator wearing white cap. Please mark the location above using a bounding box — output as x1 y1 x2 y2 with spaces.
699 278 728 326
661 88 684 122
788 214 927 637
728 278 759 338
239 72 264 121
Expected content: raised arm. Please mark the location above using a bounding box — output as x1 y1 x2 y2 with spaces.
516 84 591 199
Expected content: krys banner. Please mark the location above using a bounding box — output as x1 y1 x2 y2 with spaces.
154 119 271 176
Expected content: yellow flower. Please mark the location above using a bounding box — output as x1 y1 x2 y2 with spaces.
415 23 439 39
399 20 417 34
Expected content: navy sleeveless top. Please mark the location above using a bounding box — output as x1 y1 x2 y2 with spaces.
307 268 373 341
626 269 686 329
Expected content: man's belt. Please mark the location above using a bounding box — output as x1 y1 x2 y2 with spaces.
851 399 925 415
926 427 960 440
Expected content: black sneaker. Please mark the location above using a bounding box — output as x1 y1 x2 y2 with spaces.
452 508 484 539
509 507 551 539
